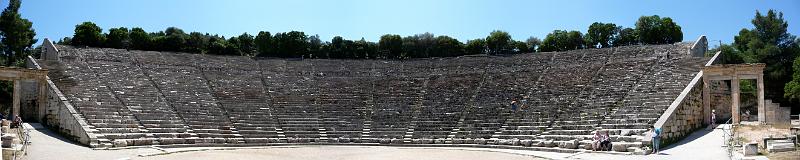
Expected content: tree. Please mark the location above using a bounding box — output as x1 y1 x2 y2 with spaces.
185 32 209 53
71 22 104 47
235 33 255 56
105 27 129 49
129 27 151 50
464 38 486 55
513 41 531 53
586 22 618 48
485 30 513 55
612 27 638 46
0 0 36 66
433 35 464 57
715 44 745 64
379 34 402 59
785 55 800 101
254 31 273 57
273 31 308 58
635 15 683 44
161 27 187 52
525 37 541 52
307 34 323 58
732 10 800 103
206 36 229 55
540 30 585 52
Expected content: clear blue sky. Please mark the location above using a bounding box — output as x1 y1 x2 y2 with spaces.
7 0 800 47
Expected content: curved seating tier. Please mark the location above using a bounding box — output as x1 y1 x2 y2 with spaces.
45 43 708 151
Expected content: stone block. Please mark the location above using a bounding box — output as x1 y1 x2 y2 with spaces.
564 140 579 149
544 140 555 148
1 134 15 148
612 143 628 152
475 138 486 145
113 139 127 147
521 140 532 147
743 143 758 156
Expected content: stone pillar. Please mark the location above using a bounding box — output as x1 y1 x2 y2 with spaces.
37 80 47 122
703 77 711 125
731 78 740 124
757 73 765 124
12 80 20 119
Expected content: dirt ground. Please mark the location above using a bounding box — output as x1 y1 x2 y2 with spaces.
131 146 548 160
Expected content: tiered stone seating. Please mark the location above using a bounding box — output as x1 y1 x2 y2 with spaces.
412 73 480 139
200 56 281 141
263 60 323 140
141 54 238 139
46 43 709 151
50 48 144 142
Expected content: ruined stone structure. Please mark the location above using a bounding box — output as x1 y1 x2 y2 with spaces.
0 66 47 121
26 37 717 152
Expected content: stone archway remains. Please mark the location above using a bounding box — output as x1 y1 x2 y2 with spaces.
0 66 48 120
702 63 765 124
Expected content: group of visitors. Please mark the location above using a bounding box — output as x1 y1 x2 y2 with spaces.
0 113 23 129
591 130 612 151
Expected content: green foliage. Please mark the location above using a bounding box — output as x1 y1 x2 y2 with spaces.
714 44 745 64
379 34 403 59
785 57 800 101
485 30 513 55
635 15 683 44
540 30 585 52
307 34 323 58
105 27 129 49
129 27 151 50
513 41 531 53
185 32 209 53
732 10 800 103
273 31 308 58
72 22 105 47
464 38 486 55
402 32 435 58
525 37 541 52
612 27 638 46
433 35 464 57
255 31 274 57
160 27 187 52
586 22 618 48
0 0 36 66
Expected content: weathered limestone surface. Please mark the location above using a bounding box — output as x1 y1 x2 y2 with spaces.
37 37 712 152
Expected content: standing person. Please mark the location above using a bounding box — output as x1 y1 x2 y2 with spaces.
709 109 716 130
652 126 661 154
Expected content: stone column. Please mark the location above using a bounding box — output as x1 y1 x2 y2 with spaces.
12 80 21 119
757 73 765 124
37 80 48 122
703 77 711 125
731 78 740 124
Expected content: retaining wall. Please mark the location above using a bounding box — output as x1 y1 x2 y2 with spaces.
26 55 99 147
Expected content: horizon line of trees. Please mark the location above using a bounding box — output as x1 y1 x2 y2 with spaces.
61 15 683 59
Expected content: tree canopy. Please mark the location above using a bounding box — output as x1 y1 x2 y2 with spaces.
61 14 686 59
540 30 585 52
635 15 683 44
586 22 618 48
0 0 36 66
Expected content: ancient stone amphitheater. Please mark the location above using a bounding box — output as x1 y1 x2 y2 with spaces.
30 39 712 153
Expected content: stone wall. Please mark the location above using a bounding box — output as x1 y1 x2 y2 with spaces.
765 100 791 126
689 35 708 57
653 72 705 146
26 56 99 147
653 50 718 146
